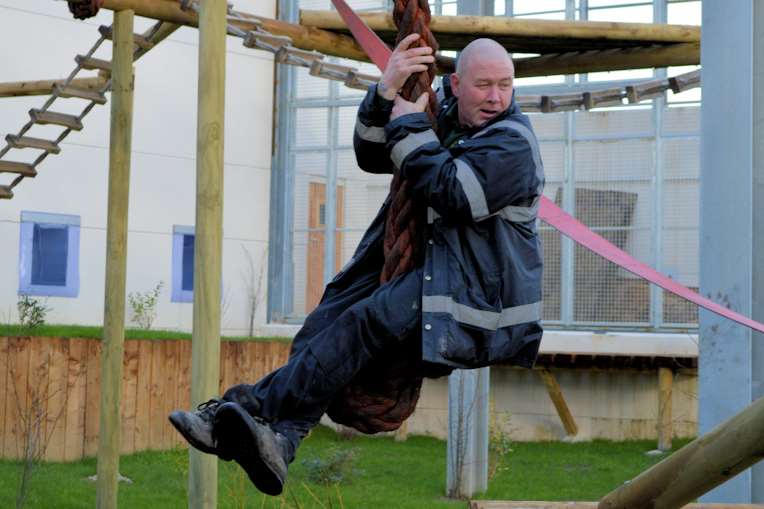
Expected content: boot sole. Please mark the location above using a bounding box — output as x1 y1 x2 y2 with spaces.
214 403 286 496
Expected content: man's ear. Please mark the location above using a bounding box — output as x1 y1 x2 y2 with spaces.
450 73 460 97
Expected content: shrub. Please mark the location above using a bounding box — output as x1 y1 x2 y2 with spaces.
300 447 362 485
128 281 163 330
17 296 50 330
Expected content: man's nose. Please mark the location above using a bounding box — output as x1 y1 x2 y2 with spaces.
486 86 500 102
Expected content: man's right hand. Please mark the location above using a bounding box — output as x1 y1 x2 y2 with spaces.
378 33 435 101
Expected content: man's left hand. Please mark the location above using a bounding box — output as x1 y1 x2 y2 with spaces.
391 93 429 121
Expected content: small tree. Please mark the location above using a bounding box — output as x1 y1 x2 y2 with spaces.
127 281 163 330
17 297 49 330
241 246 266 338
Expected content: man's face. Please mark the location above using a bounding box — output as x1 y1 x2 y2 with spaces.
450 55 514 128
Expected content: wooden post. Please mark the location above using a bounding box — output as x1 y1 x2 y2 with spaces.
538 369 578 437
96 9 134 509
598 395 764 509
657 367 673 451
188 0 226 507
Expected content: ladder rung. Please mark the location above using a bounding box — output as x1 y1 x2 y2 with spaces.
30 109 84 131
99 25 154 50
0 186 13 200
55 84 107 105
75 55 112 73
0 161 37 177
6 135 61 154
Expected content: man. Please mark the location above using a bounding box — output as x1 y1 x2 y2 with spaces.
170 36 544 497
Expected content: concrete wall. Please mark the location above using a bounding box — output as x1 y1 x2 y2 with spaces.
407 367 697 442
0 0 276 336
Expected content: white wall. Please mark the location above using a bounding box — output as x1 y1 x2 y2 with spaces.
0 0 276 335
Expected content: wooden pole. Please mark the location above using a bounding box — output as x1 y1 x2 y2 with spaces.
95 9 134 509
0 77 107 98
538 369 578 437
188 0 226 507
299 10 701 44
598 395 764 509
657 367 673 452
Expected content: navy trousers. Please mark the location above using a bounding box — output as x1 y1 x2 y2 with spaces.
222 266 423 458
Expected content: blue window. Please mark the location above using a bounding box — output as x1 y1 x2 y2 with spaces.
172 225 195 302
18 211 80 298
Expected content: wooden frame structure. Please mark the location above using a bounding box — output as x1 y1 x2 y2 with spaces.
3 0 763 507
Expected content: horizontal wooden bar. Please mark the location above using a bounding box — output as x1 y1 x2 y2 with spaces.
300 10 700 44
99 0 368 60
0 77 107 98
99 24 154 50
75 55 113 73
0 161 37 177
30 109 84 131
514 43 699 78
6 135 61 154
55 84 107 105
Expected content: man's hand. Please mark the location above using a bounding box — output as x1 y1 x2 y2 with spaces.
391 93 429 121
378 34 435 101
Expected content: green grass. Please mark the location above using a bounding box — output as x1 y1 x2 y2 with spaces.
0 425 691 509
0 323 291 343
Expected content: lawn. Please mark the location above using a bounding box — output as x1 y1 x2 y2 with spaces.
0 324 290 343
0 425 690 509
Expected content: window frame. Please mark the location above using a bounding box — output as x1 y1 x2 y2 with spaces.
18 211 81 298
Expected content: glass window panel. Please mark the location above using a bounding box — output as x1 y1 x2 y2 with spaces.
587 5 652 22
662 138 699 180
668 1 701 25
663 105 699 134
574 139 655 183
295 108 328 147
296 67 329 99
338 106 360 145
513 0 564 15
31 224 68 286
575 108 653 138
182 234 195 292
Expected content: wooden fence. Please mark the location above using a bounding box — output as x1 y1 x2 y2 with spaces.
0 336 290 462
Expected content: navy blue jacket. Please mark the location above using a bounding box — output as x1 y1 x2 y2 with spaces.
342 83 544 369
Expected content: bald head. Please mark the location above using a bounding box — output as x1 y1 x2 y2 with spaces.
450 39 515 128
455 39 514 76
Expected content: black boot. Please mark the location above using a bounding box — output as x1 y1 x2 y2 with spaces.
169 398 231 458
213 402 291 496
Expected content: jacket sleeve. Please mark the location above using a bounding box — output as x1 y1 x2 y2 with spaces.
353 84 395 174
384 112 543 223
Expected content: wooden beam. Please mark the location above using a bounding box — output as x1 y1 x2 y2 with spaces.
188 0 226 507
96 9 134 509
598 395 764 509
513 43 699 78
0 77 107 98
99 0 368 61
657 367 673 452
538 369 578 437
300 10 700 45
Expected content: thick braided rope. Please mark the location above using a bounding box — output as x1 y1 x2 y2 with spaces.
326 0 442 433
67 0 104 20
380 0 440 284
